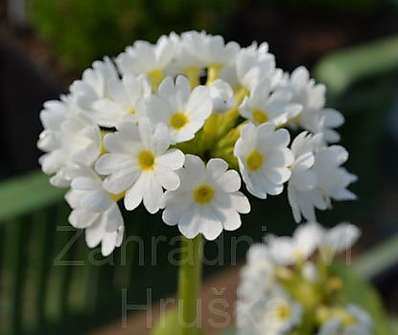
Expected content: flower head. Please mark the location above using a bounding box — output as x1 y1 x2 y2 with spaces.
38 31 357 252
237 222 373 335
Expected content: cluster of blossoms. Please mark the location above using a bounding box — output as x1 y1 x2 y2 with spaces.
38 31 356 256
237 222 373 335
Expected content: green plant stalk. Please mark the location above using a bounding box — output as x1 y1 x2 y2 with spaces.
177 235 204 335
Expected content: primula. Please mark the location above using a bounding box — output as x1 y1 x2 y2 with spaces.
38 31 356 255
237 222 372 335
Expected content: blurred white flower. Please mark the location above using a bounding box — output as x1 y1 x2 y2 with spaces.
162 155 250 240
320 222 361 262
238 289 302 335
234 122 293 198
95 119 184 214
266 222 324 265
317 305 373 335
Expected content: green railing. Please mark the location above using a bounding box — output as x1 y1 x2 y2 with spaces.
1 35 398 334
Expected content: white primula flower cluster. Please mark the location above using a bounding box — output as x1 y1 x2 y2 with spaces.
38 31 356 255
237 222 372 335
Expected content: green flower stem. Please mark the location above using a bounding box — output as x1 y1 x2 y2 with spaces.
177 235 204 335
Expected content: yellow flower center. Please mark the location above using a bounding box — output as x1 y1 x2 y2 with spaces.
275 303 291 321
148 68 164 91
127 106 135 114
170 112 189 130
137 149 155 171
246 150 264 171
252 108 269 124
192 184 215 204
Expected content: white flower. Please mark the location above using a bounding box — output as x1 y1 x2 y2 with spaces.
116 34 176 82
234 122 293 199
238 289 302 335
317 305 372 335
145 76 212 143
240 81 302 126
288 137 357 222
95 119 185 214
285 66 344 143
193 32 239 67
170 31 207 71
92 74 151 127
209 79 234 113
287 131 322 223
162 155 250 240
70 57 118 111
234 42 276 91
238 244 275 306
320 222 361 262
65 168 124 257
38 98 101 187
265 222 324 265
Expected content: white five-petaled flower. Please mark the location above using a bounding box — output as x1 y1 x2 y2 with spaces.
95 119 185 214
38 98 101 187
234 122 293 199
265 222 324 265
240 81 302 126
65 167 124 257
115 34 176 87
145 75 212 143
70 57 119 111
92 74 151 127
162 155 250 240
284 66 344 143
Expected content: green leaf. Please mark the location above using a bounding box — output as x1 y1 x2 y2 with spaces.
332 262 392 335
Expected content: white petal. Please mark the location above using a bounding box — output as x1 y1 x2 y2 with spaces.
143 175 163 214
124 174 147 210
157 149 185 170
69 209 99 229
155 168 180 191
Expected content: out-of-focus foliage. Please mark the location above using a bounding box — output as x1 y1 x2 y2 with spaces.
274 0 382 11
29 0 237 72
